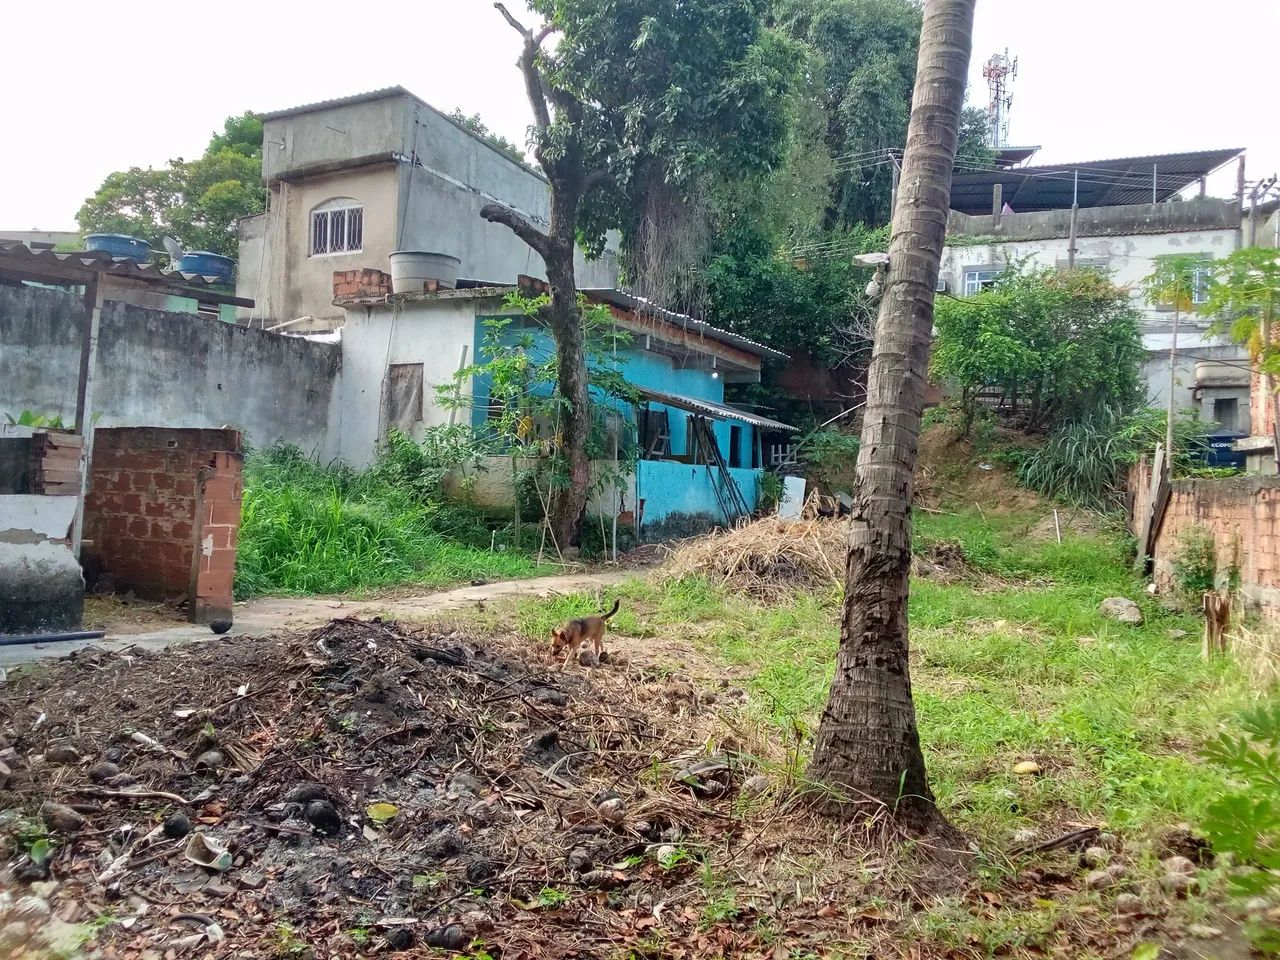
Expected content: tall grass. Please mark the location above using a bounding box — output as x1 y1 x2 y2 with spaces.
235 443 539 598
504 507 1264 837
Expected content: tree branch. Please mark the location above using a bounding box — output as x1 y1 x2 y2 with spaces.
495 2 554 136
581 169 613 196
480 202 552 260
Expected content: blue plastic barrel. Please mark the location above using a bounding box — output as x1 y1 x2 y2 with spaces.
1199 431 1246 470
178 251 235 282
84 234 151 263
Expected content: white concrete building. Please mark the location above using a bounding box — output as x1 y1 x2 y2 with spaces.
939 149 1252 432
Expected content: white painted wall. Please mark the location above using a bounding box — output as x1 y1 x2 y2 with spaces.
0 495 76 542
939 227 1247 421
335 296 486 467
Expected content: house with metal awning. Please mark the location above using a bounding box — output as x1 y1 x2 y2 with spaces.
334 274 796 538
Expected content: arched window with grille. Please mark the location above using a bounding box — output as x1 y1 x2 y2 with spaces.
310 198 363 256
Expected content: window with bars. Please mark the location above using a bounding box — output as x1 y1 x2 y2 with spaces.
1191 257 1213 305
962 266 1004 296
310 199 363 256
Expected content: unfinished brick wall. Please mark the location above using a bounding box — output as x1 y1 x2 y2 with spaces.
84 428 243 623
332 269 393 301
1131 461 1280 617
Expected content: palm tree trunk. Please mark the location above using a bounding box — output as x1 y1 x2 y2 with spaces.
807 0 976 830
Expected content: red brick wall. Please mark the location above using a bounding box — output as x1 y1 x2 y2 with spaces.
1131 460 1280 617
84 428 242 623
332 269 392 301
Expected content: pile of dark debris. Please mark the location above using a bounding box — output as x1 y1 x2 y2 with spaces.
0 618 749 959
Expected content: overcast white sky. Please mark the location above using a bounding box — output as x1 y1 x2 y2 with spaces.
4 0 1276 231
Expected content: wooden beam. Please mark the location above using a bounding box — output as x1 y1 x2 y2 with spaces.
72 279 105 557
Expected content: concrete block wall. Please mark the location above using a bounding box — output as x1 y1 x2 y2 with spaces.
84 428 242 623
1131 461 1280 617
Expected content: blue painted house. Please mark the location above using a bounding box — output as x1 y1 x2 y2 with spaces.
337 280 796 538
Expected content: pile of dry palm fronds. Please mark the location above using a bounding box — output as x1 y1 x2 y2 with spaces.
666 517 846 597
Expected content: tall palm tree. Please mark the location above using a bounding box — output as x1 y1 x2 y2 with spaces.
807 0 976 830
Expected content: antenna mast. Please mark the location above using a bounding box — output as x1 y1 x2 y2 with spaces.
983 48 1018 148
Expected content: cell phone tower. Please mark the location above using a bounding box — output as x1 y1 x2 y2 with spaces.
983 49 1018 148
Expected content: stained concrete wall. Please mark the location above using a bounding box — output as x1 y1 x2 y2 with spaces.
0 284 341 459
244 89 619 328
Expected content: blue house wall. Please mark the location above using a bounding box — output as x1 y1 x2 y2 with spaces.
471 314 762 532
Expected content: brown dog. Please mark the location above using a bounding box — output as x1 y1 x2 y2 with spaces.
551 599 620 668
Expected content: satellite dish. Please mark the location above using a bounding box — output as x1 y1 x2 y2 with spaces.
162 236 185 265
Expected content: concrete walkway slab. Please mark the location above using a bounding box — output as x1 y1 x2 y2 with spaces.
0 571 634 671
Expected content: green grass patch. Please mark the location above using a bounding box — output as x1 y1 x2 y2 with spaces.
506 507 1267 839
235 444 542 598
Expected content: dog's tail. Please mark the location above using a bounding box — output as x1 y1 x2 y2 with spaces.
601 598 621 620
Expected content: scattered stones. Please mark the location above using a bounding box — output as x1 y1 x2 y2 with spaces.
43 743 81 765
1012 760 1042 776
1161 872 1194 897
0 759 10 790
1167 628 1189 640
447 773 485 800
655 844 678 864
284 782 328 805
1114 893 1144 916
209 619 233 635
422 925 469 951
566 847 593 875
596 797 626 826
13 861 50 884
1085 863 1127 890
1187 924 1223 939
1244 897 1271 915
1100 597 1144 625
1080 846 1111 869
163 813 192 839
384 928 415 951
1012 828 1040 846
39 802 84 834
1159 824 1213 865
1095 831 1122 851
743 774 770 798
305 800 342 837
86 760 120 783
195 750 225 771
11 896 51 923
1161 855 1196 876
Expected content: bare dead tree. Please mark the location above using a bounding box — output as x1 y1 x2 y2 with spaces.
479 3 614 548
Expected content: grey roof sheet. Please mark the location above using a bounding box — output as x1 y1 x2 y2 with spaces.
582 288 788 360
949 147 1245 214
0 242 252 306
637 387 797 433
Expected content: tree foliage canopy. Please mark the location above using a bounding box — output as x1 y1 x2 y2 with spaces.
1202 247 1280 375
523 0 800 262
932 267 1146 432
77 112 266 258
448 109 526 165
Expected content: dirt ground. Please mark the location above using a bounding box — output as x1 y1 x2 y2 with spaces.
2 608 1258 960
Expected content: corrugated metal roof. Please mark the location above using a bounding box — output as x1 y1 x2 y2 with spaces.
582 288 788 360
638 387 797 433
949 147 1245 215
0 242 253 307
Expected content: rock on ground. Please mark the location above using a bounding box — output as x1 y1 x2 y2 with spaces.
1100 597 1144 624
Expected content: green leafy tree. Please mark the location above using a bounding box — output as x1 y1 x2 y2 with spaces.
77 114 266 258
448 109 526 165
1202 247 1280 442
479 0 795 546
1144 253 1205 453
775 0 920 229
1202 703 1280 955
933 267 1145 433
